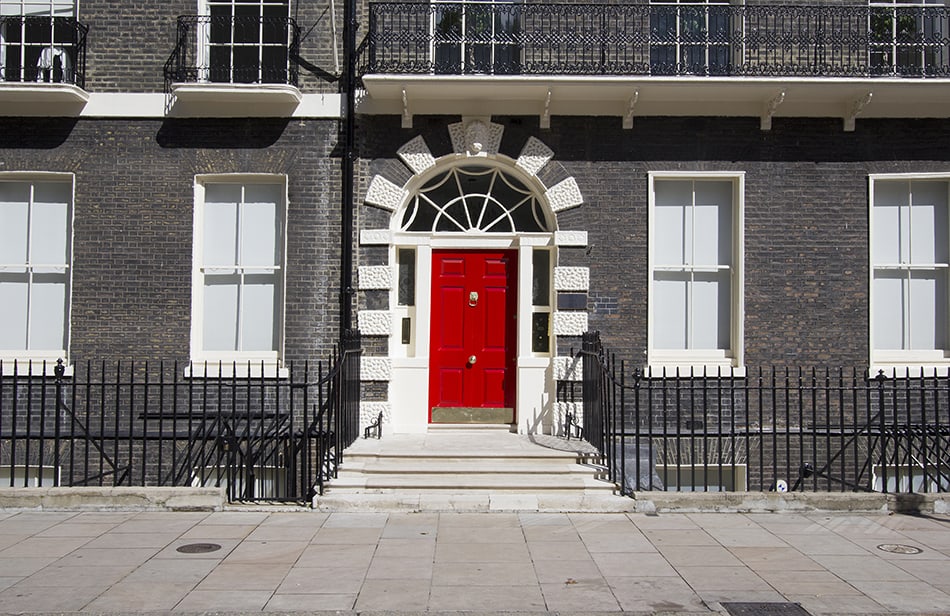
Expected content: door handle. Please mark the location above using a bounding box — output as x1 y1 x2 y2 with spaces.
468 355 477 365
469 291 478 306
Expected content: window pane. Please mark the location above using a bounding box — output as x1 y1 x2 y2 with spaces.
397 248 415 306
203 275 239 351
532 249 550 307
241 274 277 351
693 181 732 266
28 272 66 350
874 271 906 349
654 200 686 266
873 202 902 265
0 272 28 349
654 180 692 209
531 312 549 353
910 181 948 264
204 186 239 267
909 270 945 350
654 272 688 349
692 271 730 350
241 184 280 267
30 183 70 265
0 183 29 264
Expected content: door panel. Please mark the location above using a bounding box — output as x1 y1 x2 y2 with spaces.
438 285 465 349
482 368 506 407
438 368 464 406
429 250 517 423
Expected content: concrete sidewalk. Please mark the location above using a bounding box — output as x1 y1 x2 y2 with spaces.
0 509 948 615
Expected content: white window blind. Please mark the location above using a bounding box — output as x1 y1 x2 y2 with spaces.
0 178 71 356
199 181 283 355
872 179 949 353
652 179 733 352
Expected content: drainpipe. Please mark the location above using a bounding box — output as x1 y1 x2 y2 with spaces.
339 0 357 334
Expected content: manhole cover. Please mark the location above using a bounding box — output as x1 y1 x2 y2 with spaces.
877 543 923 554
176 543 221 554
723 603 812 616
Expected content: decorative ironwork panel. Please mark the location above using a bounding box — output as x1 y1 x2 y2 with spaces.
164 15 301 88
365 2 950 78
0 16 88 87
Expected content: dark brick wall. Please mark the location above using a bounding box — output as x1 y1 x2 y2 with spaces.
356 115 950 368
82 1 189 92
0 117 341 363
81 1 341 93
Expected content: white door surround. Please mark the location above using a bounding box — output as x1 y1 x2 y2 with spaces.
358 119 590 435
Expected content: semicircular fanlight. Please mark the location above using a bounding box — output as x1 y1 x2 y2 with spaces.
400 165 550 233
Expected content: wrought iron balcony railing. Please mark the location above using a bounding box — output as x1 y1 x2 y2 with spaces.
164 15 301 88
365 2 950 78
0 16 88 87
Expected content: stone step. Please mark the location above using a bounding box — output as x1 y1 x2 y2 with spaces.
326 472 615 492
315 430 627 512
341 459 606 476
344 441 597 461
343 451 598 464
314 492 637 513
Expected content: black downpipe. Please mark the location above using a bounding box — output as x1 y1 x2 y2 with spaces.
340 0 357 333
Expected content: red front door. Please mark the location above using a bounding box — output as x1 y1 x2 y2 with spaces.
429 250 517 423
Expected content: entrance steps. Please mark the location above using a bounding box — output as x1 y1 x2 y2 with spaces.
313 427 636 512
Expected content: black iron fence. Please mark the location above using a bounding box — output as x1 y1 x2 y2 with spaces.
0 331 361 504
164 15 301 88
366 2 950 77
0 16 88 87
562 332 950 495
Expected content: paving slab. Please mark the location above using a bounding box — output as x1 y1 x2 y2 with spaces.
365 555 435 580
593 552 679 578
172 589 272 611
277 565 367 594
374 536 437 559
428 583 546 611
82 582 195 612
295 542 376 568
353 578 431 611
265 592 357 611
435 539 531 562
540 579 622 612
532 558 603 583
195 561 292 591
0 584 104 612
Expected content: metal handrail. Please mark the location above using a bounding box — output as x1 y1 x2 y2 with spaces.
0 16 88 87
164 15 301 88
0 331 363 505
565 332 950 495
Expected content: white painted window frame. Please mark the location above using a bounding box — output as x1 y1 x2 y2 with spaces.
0 0 78 83
869 173 950 373
197 0 291 84
647 171 745 374
0 171 74 375
190 173 288 376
